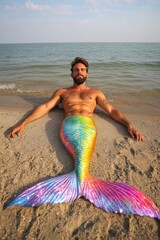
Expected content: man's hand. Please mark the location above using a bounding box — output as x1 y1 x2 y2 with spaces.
7 124 24 140
128 124 144 142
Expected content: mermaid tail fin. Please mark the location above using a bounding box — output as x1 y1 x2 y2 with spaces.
83 175 160 219
6 171 160 220
6 170 80 207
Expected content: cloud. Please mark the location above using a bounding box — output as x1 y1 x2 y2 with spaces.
54 5 75 15
25 2 74 16
25 1 51 11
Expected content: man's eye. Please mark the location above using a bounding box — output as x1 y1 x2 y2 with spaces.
73 68 86 72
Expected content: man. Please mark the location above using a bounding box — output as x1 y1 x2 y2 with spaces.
7 57 160 220
8 57 144 141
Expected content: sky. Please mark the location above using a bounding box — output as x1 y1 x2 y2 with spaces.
0 0 160 43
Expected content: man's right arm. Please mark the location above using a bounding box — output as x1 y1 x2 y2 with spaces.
7 89 62 139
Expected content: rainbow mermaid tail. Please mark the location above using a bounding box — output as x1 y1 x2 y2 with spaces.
6 116 160 219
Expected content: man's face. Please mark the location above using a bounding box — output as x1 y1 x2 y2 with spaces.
71 63 88 85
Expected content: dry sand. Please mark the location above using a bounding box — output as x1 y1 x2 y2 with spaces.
0 95 160 240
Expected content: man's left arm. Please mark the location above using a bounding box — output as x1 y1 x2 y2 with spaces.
96 90 144 142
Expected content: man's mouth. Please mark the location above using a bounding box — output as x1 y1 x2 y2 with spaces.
76 75 84 78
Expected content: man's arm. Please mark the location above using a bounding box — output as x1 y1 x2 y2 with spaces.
7 89 62 139
96 90 144 142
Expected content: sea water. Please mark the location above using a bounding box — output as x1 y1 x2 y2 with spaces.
0 42 160 97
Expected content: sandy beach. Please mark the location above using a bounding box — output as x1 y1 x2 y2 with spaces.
0 94 160 240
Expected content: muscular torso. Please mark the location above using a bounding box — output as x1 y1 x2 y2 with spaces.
60 87 98 118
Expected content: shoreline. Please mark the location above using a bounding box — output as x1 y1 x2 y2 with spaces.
0 92 160 117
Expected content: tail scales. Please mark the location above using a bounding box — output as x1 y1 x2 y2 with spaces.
6 170 80 207
83 175 160 219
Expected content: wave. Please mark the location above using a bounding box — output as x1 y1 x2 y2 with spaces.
2 61 159 73
0 83 16 90
90 61 160 69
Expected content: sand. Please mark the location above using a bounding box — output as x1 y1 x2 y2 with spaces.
0 95 160 240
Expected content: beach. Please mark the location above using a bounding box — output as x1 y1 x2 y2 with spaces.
0 94 160 240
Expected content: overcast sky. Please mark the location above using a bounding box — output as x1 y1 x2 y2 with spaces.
0 0 160 43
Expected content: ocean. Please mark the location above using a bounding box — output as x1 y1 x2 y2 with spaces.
0 42 160 99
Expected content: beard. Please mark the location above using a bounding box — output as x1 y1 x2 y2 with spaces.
73 76 87 85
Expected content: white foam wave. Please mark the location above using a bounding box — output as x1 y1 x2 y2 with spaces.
0 83 16 90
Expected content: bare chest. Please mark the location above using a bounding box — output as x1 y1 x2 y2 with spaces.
62 91 95 104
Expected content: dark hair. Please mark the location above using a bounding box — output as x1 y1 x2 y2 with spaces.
71 57 89 72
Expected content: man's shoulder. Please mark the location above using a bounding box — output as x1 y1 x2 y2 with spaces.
88 88 104 95
53 87 70 94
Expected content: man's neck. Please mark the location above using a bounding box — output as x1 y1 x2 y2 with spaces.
72 83 88 90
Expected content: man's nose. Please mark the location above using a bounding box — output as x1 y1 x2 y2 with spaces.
77 69 81 73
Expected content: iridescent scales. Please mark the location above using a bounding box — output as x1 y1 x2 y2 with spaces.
6 116 160 220
60 116 96 181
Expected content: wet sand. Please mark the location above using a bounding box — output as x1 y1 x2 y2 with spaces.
0 95 160 240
